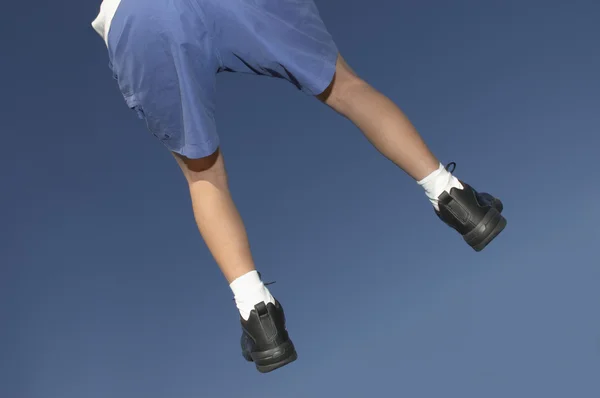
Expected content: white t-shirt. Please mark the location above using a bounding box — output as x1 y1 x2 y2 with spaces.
91 0 122 46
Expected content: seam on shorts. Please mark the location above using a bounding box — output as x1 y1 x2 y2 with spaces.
186 0 223 69
184 0 223 68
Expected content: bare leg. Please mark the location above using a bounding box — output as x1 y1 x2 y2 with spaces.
173 148 256 284
317 55 440 181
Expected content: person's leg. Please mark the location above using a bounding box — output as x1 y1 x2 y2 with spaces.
317 56 440 181
172 148 255 284
172 148 297 372
171 148 277 318
316 55 462 211
317 55 506 250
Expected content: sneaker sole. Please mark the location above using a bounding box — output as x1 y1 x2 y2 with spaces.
464 207 507 252
249 340 298 374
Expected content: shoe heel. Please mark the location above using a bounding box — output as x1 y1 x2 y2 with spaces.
464 208 507 252
252 340 298 374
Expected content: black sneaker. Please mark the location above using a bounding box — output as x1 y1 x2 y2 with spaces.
436 163 507 252
240 300 298 373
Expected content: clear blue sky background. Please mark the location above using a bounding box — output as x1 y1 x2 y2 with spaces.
2 1 599 397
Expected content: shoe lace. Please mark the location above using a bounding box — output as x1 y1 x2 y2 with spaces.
258 272 276 286
231 272 276 301
445 162 456 173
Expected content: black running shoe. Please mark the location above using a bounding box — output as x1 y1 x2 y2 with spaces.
240 300 297 373
436 163 507 252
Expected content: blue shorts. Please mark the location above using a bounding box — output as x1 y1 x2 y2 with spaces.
106 0 339 159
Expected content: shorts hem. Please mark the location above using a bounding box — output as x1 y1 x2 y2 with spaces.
164 136 221 160
304 50 339 96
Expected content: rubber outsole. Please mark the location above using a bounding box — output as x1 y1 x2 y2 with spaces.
464 207 507 251
247 340 298 374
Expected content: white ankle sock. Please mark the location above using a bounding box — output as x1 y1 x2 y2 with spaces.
418 163 463 211
229 270 275 321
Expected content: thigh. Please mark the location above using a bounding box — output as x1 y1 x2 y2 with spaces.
107 0 221 159
211 0 339 96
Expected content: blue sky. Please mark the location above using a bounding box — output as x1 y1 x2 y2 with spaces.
2 0 599 397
